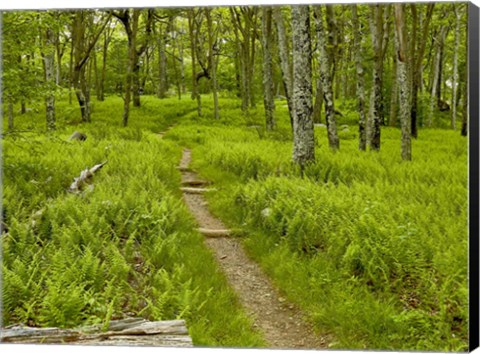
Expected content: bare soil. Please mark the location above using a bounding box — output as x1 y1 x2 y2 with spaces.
179 148 330 349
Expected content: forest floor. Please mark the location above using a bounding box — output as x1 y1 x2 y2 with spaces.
178 147 328 349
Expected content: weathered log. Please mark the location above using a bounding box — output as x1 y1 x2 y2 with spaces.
197 228 231 237
176 166 192 172
68 161 107 193
1 318 192 347
180 187 216 194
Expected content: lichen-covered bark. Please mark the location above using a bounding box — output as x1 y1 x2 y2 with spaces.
261 6 276 131
314 5 339 150
272 6 293 128
352 5 367 150
394 4 411 161
292 5 315 167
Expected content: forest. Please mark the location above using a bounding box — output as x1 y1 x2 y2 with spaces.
1 2 469 351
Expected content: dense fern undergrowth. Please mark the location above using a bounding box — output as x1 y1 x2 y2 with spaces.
2 95 264 347
2 94 468 351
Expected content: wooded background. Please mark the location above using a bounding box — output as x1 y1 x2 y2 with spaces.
2 3 468 162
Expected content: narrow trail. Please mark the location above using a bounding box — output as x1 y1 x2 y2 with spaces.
178 148 329 349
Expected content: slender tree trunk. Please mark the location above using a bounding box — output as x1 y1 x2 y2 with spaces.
273 6 294 129
314 5 339 150
369 4 384 150
461 12 468 137
206 9 219 120
69 29 74 105
389 45 399 127
313 79 323 124
261 6 276 131
394 4 411 161
98 31 110 101
132 58 141 107
451 4 461 130
188 9 202 117
44 27 56 130
352 5 367 150
54 32 62 85
411 4 434 138
292 5 315 168
157 18 171 99
248 9 257 109
428 26 447 127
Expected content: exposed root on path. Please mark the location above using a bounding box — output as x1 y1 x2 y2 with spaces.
179 148 329 349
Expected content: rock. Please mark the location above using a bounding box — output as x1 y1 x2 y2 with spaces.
69 131 87 141
261 208 272 218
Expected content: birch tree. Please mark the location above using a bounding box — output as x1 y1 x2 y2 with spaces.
352 5 367 150
394 4 411 160
292 5 315 168
314 5 339 150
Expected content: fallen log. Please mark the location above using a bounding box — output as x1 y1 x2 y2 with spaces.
1 318 192 347
68 161 107 193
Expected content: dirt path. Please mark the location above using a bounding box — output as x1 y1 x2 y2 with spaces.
179 148 329 349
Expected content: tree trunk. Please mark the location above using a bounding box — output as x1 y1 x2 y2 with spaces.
272 6 294 129
451 4 461 130
313 79 323 124
461 10 468 137
69 29 74 105
71 11 109 122
157 18 171 99
352 5 367 150
98 29 110 101
188 9 202 117
389 44 399 127
428 25 447 127
261 6 276 131
54 31 63 86
44 27 56 131
369 4 384 150
292 5 315 168
314 5 339 150
394 4 411 161
411 4 434 138
206 9 219 120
